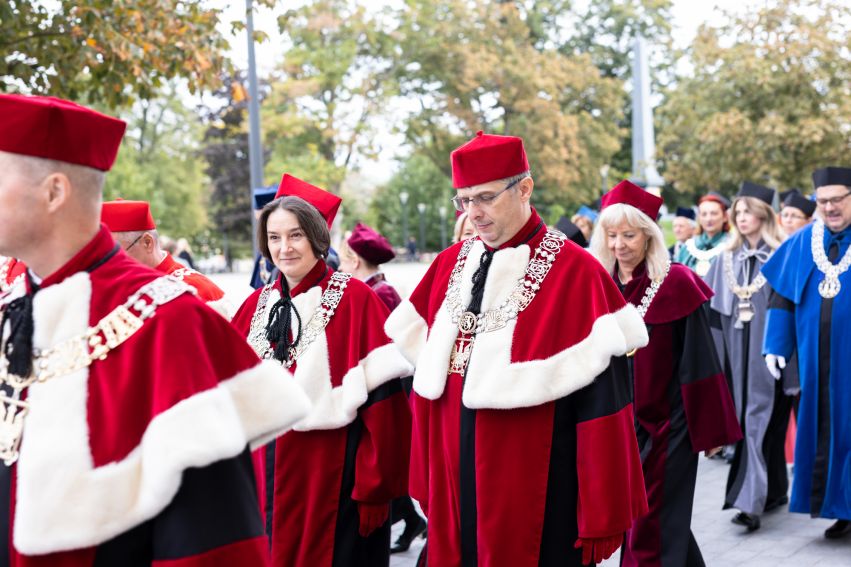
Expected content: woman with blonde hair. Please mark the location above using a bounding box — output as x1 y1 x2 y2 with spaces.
451 211 476 243
591 180 741 567
704 182 796 533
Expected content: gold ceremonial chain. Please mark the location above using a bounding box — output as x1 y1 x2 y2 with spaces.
685 238 725 277
248 272 351 368
445 230 567 375
0 275 193 465
624 260 670 357
811 221 851 299
722 250 767 326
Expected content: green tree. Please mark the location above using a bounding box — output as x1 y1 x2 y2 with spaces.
368 154 454 252
393 0 626 214
104 88 208 239
657 0 851 195
260 0 396 192
0 0 235 106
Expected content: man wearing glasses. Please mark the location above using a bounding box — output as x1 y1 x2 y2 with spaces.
762 166 851 540
385 131 649 566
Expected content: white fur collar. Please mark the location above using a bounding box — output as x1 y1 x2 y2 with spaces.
386 245 649 409
13 272 311 555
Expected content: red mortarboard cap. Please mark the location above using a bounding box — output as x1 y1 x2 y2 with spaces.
101 199 156 232
0 94 126 171
275 173 342 228
348 222 395 265
601 180 663 220
450 131 530 189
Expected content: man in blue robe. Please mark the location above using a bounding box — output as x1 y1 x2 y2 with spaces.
762 166 851 540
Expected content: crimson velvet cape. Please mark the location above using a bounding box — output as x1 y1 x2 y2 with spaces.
618 262 741 567
0 226 311 567
385 212 649 567
0 258 26 293
232 260 413 567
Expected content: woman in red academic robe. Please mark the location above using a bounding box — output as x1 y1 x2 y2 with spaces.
591 181 743 567
231 174 413 567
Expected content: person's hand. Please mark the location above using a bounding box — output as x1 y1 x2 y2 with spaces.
357 502 389 537
765 354 786 380
574 534 623 565
705 446 723 458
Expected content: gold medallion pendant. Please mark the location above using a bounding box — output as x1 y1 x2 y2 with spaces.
818 277 841 299
737 300 755 324
695 259 711 277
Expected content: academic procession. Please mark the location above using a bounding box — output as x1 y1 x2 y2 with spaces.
0 89 850 567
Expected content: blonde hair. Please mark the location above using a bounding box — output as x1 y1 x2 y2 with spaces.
727 196 785 252
452 212 473 243
589 204 669 281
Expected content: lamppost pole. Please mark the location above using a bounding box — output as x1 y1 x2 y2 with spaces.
417 203 427 255
246 0 264 260
399 191 409 251
438 206 447 250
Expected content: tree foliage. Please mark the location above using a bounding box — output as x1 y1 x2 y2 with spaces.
658 0 851 195
0 0 230 106
104 88 208 239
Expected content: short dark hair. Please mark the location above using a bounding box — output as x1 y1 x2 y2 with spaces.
257 196 331 261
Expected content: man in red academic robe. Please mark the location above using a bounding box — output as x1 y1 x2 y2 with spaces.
0 93 312 566
385 132 649 567
101 199 233 318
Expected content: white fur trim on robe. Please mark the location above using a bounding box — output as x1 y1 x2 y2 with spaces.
13 272 311 555
398 239 648 409
284 286 413 432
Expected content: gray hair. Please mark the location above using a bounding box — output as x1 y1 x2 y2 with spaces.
589 204 669 280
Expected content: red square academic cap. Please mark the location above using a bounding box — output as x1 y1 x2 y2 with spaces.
0 94 126 171
101 199 156 232
601 180 663 221
450 131 530 189
275 174 342 228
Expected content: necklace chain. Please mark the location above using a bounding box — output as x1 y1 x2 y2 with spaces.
445 230 566 335
811 221 851 299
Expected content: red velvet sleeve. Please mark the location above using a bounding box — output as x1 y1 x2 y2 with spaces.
574 357 648 538
352 384 412 504
408 392 430 514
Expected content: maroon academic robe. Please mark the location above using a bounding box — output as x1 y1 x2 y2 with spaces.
365 273 401 312
231 260 413 567
0 226 311 566
618 262 742 567
385 211 649 567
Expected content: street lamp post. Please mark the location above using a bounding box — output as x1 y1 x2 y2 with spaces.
417 203 427 255
245 0 264 260
399 191 409 251
438 206 448 250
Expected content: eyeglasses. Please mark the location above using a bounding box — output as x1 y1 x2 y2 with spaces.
124 233 145 251
451 178 522 212
815 192 851 208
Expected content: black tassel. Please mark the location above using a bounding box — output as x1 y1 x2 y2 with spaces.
265 280 302 363
467 249 494 315
1 276 38 377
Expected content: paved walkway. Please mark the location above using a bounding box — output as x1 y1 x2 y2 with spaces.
212 264 851 566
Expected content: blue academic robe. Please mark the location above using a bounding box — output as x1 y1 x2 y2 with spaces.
762 222 851 520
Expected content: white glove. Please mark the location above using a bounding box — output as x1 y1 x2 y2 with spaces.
765 354 787 380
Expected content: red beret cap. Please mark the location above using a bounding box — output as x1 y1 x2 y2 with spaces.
275 173 342 228
0 94 126 171
101 199 156 232
601 180 663 221
348 222 395 265
451 131 530 189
